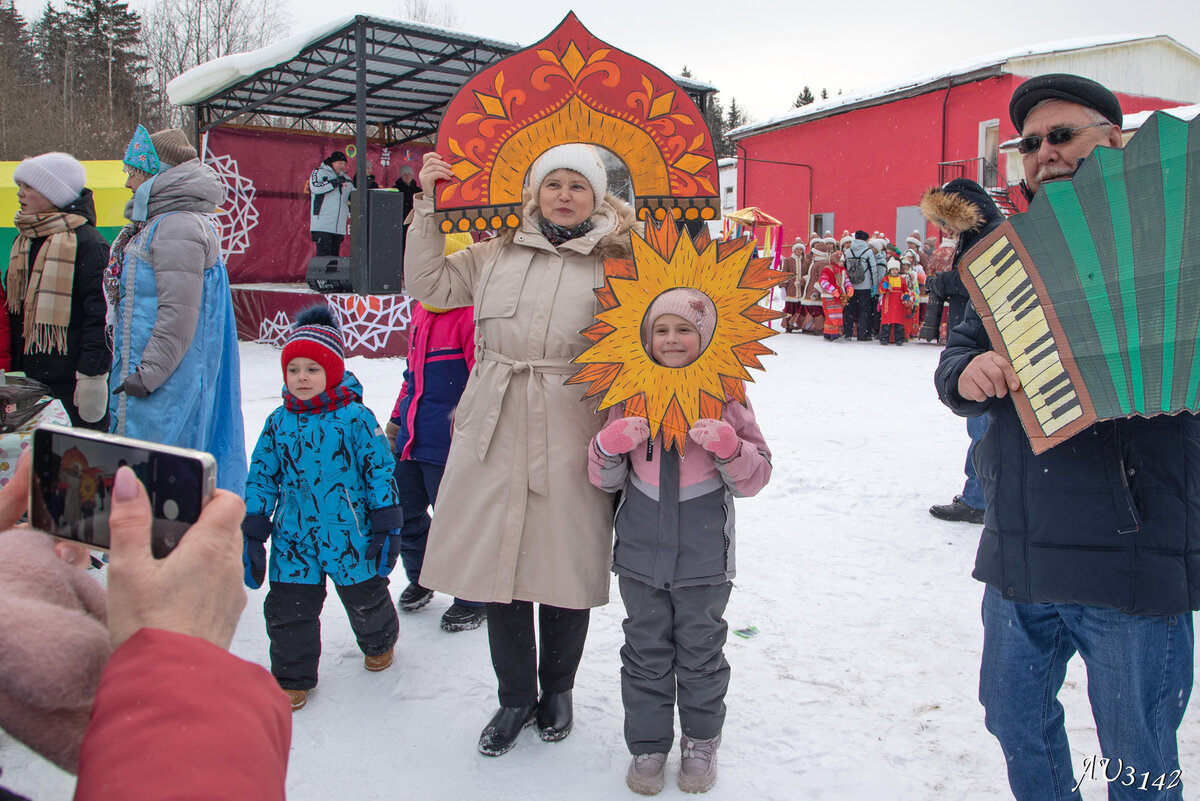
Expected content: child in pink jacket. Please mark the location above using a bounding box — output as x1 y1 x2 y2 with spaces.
587 288 771 796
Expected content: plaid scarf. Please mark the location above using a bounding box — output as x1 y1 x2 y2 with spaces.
8 211 88 355
282 383 357 414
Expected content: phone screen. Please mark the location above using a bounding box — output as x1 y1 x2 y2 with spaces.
30 427 210 558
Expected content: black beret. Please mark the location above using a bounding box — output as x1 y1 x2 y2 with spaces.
1009 73 1122 131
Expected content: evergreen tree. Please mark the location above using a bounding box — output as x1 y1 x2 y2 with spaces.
820 87 828 100
0 1 45 157
792 85 815 108
67 0 152 135
704 93 728 158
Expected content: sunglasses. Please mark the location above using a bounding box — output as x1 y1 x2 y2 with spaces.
1015 122 1112 155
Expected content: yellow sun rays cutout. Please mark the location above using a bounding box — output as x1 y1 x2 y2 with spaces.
568 220 788 452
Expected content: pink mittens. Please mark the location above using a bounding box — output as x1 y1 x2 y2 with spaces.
689 419 739 460
597 417 650 456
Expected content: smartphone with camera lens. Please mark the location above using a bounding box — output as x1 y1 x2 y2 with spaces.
30 424 217 559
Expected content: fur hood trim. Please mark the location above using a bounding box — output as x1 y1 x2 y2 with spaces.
919 186 984 236
504 190 641 260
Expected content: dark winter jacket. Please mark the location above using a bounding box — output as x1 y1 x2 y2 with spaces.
935 307 1200 616
920 179 1004 340
9 189 111 398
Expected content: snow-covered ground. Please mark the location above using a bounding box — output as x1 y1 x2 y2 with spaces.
4 332 1197 800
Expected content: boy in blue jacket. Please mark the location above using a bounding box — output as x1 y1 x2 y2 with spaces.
241 306 402 711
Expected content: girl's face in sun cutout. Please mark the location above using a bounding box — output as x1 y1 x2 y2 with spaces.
648 314 702 368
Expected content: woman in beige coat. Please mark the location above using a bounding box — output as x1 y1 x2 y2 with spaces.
406 144 638 757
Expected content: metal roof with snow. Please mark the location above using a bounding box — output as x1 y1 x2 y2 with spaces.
729 34 1194 140
170 14 716 146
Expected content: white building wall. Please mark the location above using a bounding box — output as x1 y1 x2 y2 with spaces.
1006 38 1200 106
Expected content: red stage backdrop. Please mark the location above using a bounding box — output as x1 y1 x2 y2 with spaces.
201 125 431 283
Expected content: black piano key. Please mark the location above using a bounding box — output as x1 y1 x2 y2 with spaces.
1049 396 1082 419
1024 330 1053 355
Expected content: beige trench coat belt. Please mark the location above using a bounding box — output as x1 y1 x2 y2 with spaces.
476 348 579 497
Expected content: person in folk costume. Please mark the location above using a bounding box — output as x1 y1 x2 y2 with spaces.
406 143 641 756
901 248 925 339
798 233 823 333
876 257 912 345
780 238 805 332
8 153 111 429
107 126 247 494
816 235 851 342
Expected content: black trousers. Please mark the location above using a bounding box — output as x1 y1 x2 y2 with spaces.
312 231 343 257
842 291 873 340
486 600 590 707
879 323 907 344
264 576 398 690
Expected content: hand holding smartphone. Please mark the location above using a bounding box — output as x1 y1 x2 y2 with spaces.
30 425 217 558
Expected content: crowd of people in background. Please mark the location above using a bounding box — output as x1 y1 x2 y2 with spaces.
781 227 957 345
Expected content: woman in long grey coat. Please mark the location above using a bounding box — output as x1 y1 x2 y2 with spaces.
406 144 638 756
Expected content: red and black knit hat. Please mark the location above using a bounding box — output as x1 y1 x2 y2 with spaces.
281 305 345 388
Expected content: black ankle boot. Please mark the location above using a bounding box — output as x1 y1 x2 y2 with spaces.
536 691 573 742
478 705 537 756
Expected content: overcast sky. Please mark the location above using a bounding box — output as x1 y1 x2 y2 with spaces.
14 0 1200 121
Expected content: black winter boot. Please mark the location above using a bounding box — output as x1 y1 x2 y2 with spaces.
478 705 537 756
536 690 573 742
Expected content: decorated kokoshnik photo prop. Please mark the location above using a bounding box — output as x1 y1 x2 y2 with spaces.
432 12 719 233
958 110 1200 454
568 218 787 453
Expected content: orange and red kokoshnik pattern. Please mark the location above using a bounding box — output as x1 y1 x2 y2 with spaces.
433 12 720 234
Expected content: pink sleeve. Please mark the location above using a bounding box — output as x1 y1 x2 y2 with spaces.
75 629 291 801
717 399 772 497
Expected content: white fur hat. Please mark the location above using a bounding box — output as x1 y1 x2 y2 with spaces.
529 144 608 206
13 152 86 209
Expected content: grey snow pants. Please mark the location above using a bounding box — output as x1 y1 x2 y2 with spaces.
618 575 732 754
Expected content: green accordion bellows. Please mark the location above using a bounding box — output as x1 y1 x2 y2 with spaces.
959 110 1200 454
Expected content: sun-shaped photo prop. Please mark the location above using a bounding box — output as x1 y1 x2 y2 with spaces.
568 219 787 453
433 12 719 234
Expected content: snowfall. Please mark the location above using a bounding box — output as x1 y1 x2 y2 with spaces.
3 328 1198 800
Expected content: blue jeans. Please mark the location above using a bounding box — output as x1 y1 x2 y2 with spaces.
962 414 989 510
979 586 1193 800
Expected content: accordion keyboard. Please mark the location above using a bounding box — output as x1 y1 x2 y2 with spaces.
965 236 1086 436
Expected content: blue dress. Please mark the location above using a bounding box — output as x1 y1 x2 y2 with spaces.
109 213 247 494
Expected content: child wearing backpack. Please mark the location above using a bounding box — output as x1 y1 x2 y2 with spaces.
587 289 772 795
241 306 403 711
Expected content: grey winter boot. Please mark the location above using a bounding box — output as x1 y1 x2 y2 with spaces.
678 733 720 793
626 752 667 795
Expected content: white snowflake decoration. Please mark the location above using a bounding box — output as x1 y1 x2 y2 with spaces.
203 141 259 260
256 294 415 355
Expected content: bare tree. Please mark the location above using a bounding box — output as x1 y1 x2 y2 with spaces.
143 0 291 128
400 0 459 29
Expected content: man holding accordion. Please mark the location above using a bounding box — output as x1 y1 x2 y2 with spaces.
935 74 1195 801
